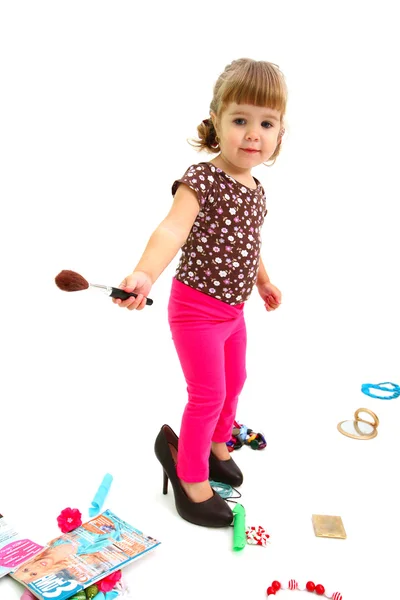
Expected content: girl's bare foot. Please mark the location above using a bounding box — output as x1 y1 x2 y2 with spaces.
180 479 214 503
211 441 231 461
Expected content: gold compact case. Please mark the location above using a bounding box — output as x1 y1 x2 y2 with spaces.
312 514 347 539
337 407 379 440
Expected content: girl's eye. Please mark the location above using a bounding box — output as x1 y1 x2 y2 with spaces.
234 119 273 128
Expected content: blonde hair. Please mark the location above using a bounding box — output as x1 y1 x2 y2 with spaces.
191 58 288 164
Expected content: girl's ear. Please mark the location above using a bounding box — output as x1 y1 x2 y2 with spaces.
210 111 218 131
277 127 285 145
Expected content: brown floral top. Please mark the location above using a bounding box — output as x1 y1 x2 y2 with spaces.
171 162 267 305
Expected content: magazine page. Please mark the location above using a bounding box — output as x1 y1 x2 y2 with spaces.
11 509 161 600
0 513 44 579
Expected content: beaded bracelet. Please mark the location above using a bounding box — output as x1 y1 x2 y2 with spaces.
266 580 342 599
361 381 400 400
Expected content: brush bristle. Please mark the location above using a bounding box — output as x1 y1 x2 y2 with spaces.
55 270 89 292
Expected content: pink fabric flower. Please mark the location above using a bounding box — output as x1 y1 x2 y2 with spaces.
56 507 82 533
97 570 122 592
21 591 36 600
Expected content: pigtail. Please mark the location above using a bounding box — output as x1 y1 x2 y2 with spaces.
188 118 220 154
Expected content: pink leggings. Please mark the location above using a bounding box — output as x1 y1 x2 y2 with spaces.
168 278 247 482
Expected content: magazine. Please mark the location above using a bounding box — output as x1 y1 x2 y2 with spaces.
10 509 160 600
0 513 45 579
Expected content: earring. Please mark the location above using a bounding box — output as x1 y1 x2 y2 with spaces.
211 135 220 149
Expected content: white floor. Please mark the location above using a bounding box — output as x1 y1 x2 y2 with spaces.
1 278 399 600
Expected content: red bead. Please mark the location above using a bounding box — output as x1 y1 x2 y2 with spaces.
315 584 325 595
272 581 281 591
266 587 275 596
306 581 316 591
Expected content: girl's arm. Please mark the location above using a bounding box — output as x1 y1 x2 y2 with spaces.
257 257 282 311
256 256 270 287
133 184 200 284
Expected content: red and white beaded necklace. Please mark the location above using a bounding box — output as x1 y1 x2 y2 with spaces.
266 580 342 599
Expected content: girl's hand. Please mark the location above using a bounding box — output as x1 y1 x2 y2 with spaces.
257 281 282 312
113 270 153 311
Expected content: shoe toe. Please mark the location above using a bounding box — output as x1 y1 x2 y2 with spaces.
177 491 233 528
209 453 243 487
227 469 243 487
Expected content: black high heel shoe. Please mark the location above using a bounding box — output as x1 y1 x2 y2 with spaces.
209 451 243 487
154 425 233 528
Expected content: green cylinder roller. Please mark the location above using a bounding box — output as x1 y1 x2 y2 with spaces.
232 503 246 551
70 592 86 600
85 586 99 599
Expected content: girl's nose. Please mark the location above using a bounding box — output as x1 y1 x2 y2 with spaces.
246 129 259 141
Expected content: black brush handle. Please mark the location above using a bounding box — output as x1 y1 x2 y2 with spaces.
110 287 153 306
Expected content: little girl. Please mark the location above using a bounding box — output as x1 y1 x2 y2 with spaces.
115 58 287 527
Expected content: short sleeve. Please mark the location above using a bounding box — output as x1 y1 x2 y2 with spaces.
260 184 268 217
171 163 215 206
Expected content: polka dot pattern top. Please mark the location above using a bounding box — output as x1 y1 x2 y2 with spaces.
171 162 267 305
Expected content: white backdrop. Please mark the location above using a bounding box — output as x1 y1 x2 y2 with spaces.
1 1 399 599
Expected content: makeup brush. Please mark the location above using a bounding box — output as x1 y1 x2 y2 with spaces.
55 270 153 306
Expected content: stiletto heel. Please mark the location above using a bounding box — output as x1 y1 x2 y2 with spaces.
154 424 233 528
163 470 168 495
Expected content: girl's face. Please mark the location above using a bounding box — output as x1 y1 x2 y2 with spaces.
14 555 55 582
213 102 282 171
13 544 73 582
